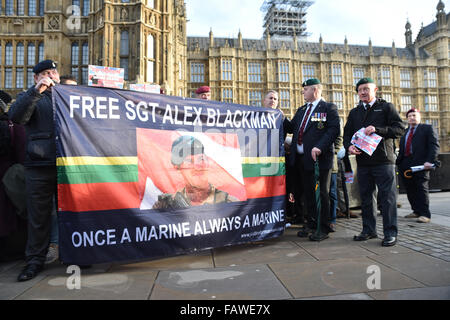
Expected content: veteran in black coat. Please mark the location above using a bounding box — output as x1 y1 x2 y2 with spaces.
344 78 405 247
8 60 60 282
285 79 340 241
396 108 439 223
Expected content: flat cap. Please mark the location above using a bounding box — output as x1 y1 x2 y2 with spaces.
302 78 320 87
356 77 375 92
0 90 12 104
195 86 211 94
171 135 205 166
33 60 57 74
406 108 420 117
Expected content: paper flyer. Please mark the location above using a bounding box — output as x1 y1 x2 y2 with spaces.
351 128 382 156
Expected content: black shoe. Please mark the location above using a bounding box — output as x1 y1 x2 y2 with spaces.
17 263 43 282
382 236 397 247
309 232 329 242
353 233 378 241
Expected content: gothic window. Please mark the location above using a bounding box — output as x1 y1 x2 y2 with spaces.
17 0 25 15
353 67 365 86
248 62 262 83
120 30 129 80
28 0 37 16
38 42 44 61
5 43 13 65
279 90 290 109
249 90 262 107
190 63 204 83
6 0 14 15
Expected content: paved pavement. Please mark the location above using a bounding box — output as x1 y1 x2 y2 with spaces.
1 192 449 303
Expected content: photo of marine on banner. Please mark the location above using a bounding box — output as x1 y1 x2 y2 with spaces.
53 84 287 265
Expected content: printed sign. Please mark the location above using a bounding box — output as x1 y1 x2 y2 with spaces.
53 85 286 265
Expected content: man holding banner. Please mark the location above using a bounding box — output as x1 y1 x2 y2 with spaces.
9 60 60 281
285 79 340 241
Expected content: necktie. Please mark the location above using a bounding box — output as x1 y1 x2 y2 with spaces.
405 126 415 157
297 103 313 146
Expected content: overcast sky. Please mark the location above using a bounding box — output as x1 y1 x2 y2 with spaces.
186 0 448 47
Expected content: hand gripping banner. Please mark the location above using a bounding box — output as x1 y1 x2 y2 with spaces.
53 85 286 265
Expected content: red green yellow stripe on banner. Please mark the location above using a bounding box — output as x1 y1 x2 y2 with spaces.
57 156 285 212
241 157 286 199
57 156 141 212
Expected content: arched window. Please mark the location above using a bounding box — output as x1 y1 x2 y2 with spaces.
147 34 154 83
83 0 90 16
147 34 154 59
27 43 36 65
120 30 129 80
28 0 37 16
16 42 24 65
71 42 79 65
5 43 13 65
82 42 89 64
5 0 14 15
17 0 25 15
120 30 129 56
39 0 44 16
38 42 44 61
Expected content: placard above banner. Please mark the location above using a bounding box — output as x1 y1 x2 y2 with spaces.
53 85 286 265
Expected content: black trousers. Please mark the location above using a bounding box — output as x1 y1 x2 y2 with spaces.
294 155 331 234
24 166 57 265
400 170 431 218
357 164 397 238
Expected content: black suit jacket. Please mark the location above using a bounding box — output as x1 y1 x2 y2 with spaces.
285 99 340 170
396 123 439 171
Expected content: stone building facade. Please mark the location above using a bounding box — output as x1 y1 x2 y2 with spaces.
187 2 449 151
0 1 448 150
0 0 187 97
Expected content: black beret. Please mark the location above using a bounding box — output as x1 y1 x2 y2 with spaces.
302 78 320 87
0 90 12 104
356 77 375 92
171 136 205 166
33 60 57 74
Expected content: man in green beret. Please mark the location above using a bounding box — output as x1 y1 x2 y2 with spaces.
343 77 405 247
284 78 340 241
152 136 238 210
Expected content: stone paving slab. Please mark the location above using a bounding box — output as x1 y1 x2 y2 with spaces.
14 270 158 300
369 252 450 287
0 262 49 300
368 286 450 300
213 240 316 267
109 251 214 273
149 265 292 300
269 258 424 299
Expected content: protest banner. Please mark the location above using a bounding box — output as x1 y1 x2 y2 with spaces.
53 85 286 265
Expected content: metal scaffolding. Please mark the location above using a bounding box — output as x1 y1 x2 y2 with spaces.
261 0 314 39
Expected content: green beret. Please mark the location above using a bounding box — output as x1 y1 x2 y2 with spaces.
356 77 375 92
171 135 205 166
302 78 321 87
